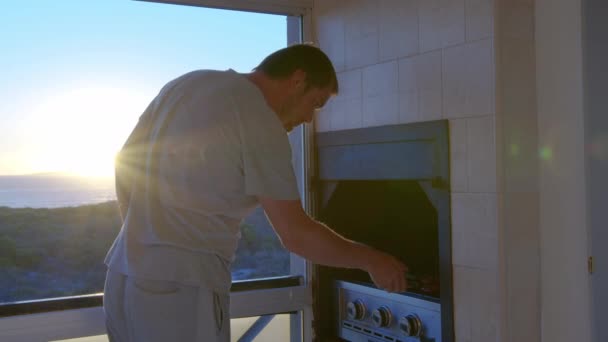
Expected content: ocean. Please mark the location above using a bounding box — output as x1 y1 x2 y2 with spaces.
0 173 116 208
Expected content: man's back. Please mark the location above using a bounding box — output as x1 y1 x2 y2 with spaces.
105 69 299 290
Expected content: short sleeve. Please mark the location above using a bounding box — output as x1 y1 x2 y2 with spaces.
242 129 300 200
231 72 300 201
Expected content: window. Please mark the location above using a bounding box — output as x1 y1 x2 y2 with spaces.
1 2 314 341
0 0 293 304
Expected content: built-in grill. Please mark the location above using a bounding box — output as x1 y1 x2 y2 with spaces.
312 121 453 342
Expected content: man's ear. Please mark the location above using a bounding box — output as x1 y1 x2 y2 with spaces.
290 69 307 90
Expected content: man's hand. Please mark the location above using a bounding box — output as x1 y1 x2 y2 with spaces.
364 248 408 293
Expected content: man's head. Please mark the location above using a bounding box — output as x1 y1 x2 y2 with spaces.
249 44 339 132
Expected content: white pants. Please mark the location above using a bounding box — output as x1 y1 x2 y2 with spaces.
103 270 230 342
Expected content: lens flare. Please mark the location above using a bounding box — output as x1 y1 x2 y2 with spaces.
510 144 520 157
539 146 553 161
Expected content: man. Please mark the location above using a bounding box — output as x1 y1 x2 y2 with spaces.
103 44 408 342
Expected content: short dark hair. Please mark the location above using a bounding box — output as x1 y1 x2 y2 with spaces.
254 43 338 93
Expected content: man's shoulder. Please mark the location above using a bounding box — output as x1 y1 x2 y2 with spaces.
182 69 241 81
185 69 254 95
157 69 243 105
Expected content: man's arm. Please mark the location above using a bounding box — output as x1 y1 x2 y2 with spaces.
258 197 408 293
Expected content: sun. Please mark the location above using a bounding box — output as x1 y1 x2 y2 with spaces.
26 86 149 178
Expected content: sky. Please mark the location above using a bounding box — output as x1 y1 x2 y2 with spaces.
0 0 286 177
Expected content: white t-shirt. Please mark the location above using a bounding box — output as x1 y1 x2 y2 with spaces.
104 69 300 291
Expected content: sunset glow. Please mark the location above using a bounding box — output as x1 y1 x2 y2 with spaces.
24 86 147 177
1 0 285 178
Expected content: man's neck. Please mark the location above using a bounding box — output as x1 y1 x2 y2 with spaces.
245 71 284 115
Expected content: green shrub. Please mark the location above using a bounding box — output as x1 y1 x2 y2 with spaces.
0 257 15 268
16 248 44 268
0 236 16 262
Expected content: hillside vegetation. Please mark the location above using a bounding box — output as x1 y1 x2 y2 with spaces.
0 202 287 304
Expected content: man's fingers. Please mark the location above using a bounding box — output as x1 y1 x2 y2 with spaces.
385 271 407 293
398 268 408 292
398 273 407 293
370 255 409 292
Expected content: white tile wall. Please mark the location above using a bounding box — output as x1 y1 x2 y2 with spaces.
344 0 379 69
316 11 345 72
443 38 495 118
419 0 466 52
330 70 363 130
453 266 473 342
465 0 494 42
451 193 498 269
397 56 419 123
398 50 442 123
448 115 497 194
416 51 443 121
362 61 399 127
336 70 363 104
314 103 332 132
378 0 419 61
328 98 363 131
450 119 468 192
467 115 497 192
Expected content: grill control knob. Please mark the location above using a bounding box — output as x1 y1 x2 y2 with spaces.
346 300 366 320
399 314 423 337
371 306 392 327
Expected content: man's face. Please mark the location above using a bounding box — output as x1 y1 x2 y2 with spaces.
279 84 333 132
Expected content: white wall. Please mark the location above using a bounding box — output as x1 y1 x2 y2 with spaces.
536 1 592 341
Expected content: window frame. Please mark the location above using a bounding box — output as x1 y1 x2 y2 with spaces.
135 0 310 16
